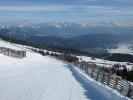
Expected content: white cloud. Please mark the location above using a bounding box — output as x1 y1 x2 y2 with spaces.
0 5 72 12
0 4 132 15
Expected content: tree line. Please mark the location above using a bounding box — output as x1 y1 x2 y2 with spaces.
102 64 133 82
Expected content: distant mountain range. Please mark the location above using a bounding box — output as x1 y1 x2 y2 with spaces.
0 22 133 37
0 22 133 55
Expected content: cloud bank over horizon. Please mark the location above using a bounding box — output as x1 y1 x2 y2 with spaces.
0 0 133 25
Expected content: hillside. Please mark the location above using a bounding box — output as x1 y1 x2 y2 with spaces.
0 40 130 100
0 23 133 56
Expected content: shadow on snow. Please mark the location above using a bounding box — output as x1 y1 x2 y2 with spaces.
63 63 109 100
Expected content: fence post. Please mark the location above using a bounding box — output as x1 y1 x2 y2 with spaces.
78 62 80 69
86 63 90 76
102 71 105 84
7 49 9 56
127 83 131 97
79 62 81 69
91 66 94 78
107 74 111 86
85 62 88 74
96 68 100 81
77 62 80 68
77 62 79 68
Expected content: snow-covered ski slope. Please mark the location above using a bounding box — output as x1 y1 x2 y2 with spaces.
0 40 130 100
108 43 133 55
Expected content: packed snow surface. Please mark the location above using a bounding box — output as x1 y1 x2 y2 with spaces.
0 40 130 100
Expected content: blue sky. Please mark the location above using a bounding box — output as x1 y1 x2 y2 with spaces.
0 0 133 24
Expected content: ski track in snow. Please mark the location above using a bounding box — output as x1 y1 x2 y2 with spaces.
0 40 130 100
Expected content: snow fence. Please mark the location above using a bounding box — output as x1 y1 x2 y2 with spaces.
0 47 26 59
74 61 133 99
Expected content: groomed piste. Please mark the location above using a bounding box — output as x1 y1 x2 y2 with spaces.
0 40 130 100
